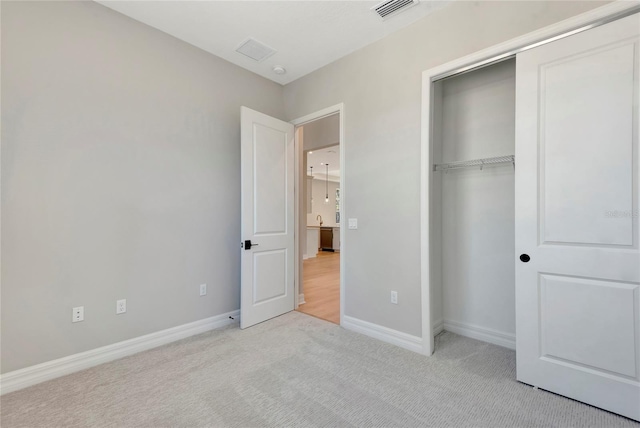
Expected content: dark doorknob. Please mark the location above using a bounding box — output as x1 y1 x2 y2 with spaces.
244 240 258 250
520 254 530 263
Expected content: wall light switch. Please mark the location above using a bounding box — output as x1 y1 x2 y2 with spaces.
348 218 358 229
391 291 398 304
199 283 207 296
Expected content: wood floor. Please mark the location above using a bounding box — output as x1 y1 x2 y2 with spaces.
297 251 340 324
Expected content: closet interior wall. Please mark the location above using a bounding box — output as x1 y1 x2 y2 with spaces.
431 58 517 348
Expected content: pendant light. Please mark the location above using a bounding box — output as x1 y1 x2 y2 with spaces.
325 164 330 203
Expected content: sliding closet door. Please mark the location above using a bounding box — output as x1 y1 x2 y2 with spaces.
515 13 640 421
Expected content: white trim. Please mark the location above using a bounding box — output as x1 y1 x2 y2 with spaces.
426 1 639 81
443 319 516 350
298 293 306 305
342 315 424 354
293 127 302 310
420 52 434 356
290 105 341 127
432 4 640 81
420 1 640 356
432 319 444 336
0 310 240 395
291 103 345 328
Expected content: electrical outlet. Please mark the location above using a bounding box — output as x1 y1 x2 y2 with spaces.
391 291 398 304
199 283 207 296
116 299 126 314
72 306 84 323
348 218 358 229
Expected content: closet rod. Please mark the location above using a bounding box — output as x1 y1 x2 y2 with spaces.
433 155 515 172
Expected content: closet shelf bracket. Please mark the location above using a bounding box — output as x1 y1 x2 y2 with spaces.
433 155 515 172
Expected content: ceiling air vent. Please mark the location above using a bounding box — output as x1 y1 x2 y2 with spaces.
235 38 277 62
372 0 419 20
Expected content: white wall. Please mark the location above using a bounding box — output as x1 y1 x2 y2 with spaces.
437 59 516 338
307 179 340 228
1 1 284 373
302 114 340 152
283 1 609 337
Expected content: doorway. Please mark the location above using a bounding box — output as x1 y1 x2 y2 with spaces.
292 108 343 325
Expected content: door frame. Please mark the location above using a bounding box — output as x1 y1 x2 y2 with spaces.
419 1 640 356
291 104 345 325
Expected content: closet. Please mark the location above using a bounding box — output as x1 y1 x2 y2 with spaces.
425 12 639 421
431 58 517 349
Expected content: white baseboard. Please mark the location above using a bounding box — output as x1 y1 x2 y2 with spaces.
443 319 515 350
298 293 306 305
432 319 444 336
0 310 240 395
342 315 424 354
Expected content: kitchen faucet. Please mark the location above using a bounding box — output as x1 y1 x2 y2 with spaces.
316 214 323 226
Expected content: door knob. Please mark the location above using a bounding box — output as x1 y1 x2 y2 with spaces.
520 254 530 263
244 240 258 250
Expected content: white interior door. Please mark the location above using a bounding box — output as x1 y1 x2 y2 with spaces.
515 14 640 420
240 107 295 329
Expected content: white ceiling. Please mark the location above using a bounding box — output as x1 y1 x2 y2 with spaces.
97 1 451 85
308 145 340 180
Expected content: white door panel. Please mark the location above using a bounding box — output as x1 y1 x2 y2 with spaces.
540 274 637 378
515 13 640 420
540 42 635 246
241 107 295 329
253 124 288 235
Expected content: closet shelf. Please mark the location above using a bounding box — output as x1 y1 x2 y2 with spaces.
433 155 515 172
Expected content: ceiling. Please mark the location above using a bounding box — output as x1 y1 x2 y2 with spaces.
308 145 340 181
97 1 451 85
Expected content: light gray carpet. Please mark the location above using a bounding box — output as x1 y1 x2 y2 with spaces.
1 311 637 428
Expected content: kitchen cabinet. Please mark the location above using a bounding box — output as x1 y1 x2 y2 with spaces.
320 227 333 251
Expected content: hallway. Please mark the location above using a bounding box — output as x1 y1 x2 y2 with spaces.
297 251 340 324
